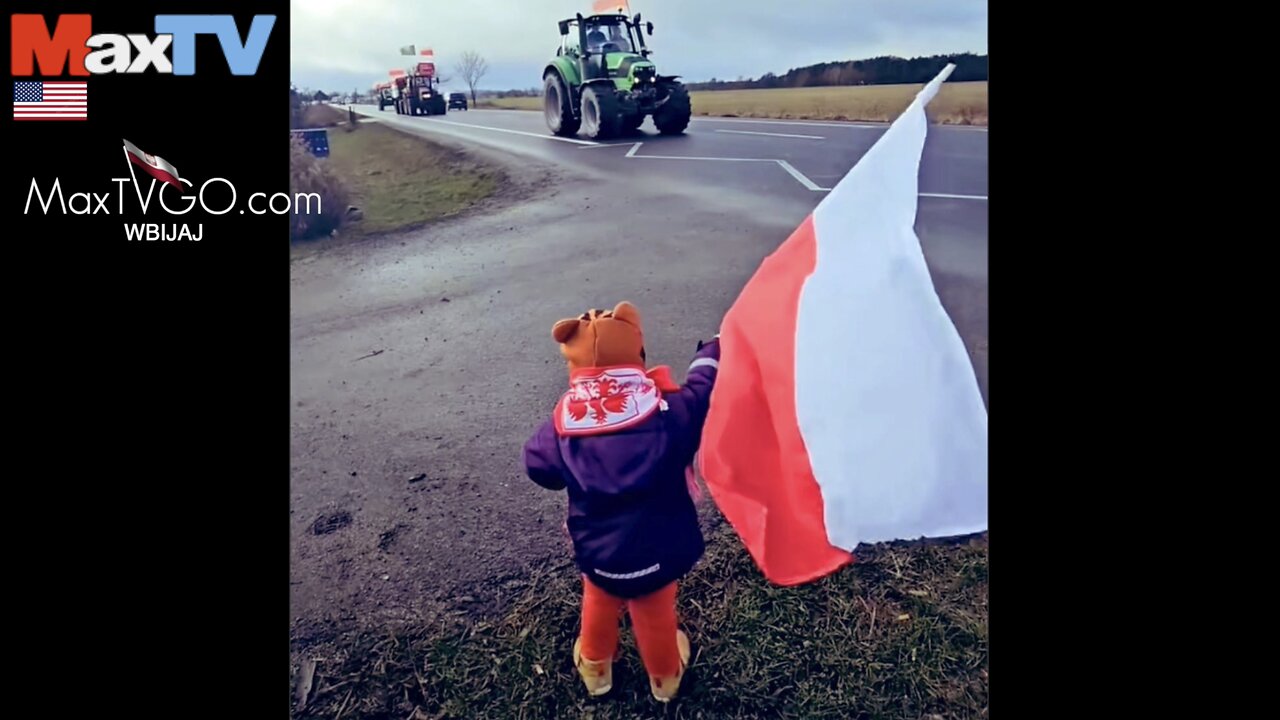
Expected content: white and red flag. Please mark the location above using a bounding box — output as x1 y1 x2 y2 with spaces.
593 0 630 14
698 64 987 585
122 139 183 192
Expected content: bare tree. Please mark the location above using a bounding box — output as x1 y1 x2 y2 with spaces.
455 51 488 105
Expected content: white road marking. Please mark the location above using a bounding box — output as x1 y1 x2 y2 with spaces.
919 192 988 200
351 108 601 146
624 142 986 197
625 144 777 163
421 118 600 145
694 117 884 129
578 141 640 149
776 161 831 191
623 143 829 191
632 154 779 162
694 116 988 132
414 106 988 132
714 129 825 140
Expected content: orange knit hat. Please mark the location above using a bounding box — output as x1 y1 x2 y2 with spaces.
551 301 645 372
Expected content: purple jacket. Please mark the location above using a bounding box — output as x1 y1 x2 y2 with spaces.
523 338 720 598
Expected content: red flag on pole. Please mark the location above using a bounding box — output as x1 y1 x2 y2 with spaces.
698 64 988 586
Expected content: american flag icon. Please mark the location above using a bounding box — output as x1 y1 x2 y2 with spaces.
13 81 88 121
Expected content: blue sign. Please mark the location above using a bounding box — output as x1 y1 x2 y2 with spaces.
291 128 329 158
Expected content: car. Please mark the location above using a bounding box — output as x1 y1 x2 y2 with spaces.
448 93 468 110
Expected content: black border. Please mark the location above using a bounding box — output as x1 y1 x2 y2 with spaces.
5 1 287 708
991 8 1141 707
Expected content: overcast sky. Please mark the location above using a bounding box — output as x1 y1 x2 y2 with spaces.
291 0 987 95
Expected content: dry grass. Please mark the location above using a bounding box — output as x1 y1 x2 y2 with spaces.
291 104 502 240
300 102 346 128
290 520 988 719
290 133 350 241
481 81 988 125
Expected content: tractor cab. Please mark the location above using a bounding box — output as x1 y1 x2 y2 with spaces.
558 12 654 82
407 74 439 102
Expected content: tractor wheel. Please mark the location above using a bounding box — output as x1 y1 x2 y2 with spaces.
544 73 580 137
620 112 644 133
580 85 622 140
654 80 692 135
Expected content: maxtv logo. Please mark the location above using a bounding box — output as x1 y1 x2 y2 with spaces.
11 14 276 76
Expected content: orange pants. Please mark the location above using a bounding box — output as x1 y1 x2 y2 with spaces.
579 575 681 679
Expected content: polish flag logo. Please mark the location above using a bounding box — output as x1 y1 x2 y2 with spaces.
122 139 183 192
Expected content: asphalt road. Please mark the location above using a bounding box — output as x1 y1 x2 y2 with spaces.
348 104 987 199
290 102 988 646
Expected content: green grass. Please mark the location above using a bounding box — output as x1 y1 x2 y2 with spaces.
480 81 988 126
295 104 502 239
291 521 988 719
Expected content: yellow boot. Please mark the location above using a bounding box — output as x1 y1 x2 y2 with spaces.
649 629 692 703
572 637 614 697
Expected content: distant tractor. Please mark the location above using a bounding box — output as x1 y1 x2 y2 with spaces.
394 61 447 116
542 7 690 139
376 82 394 110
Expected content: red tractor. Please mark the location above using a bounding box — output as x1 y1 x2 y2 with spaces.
394 61 446 116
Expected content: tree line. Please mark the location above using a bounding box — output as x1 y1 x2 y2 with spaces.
686 53 986 92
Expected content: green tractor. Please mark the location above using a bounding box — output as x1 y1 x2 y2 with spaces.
543 10 691 139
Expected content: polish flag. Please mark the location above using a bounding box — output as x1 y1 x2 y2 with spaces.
697 64 987 586
122 139 183 193
593 0 630 14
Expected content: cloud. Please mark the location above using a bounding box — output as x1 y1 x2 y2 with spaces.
290 0 986 92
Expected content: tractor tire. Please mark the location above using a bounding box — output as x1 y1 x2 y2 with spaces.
580 85 622 140
654 80 692 135
620 112 644 133
544 73 580 137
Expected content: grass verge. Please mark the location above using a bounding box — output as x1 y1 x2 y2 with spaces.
292 104 502 240
291 520 988 719
480 81 988 126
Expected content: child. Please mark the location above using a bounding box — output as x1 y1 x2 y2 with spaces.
522 301 720 702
